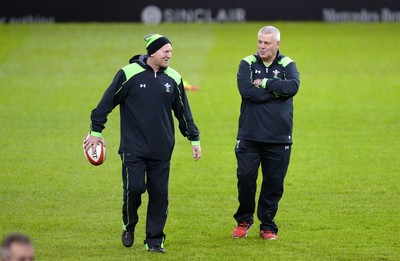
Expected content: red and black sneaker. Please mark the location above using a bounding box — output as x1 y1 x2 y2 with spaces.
259 230 278 240
232 221 254 238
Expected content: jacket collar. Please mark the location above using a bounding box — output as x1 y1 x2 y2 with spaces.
254 50 282 65
129 54 167 72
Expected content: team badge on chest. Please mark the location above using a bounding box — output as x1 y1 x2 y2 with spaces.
272 69 280 78
164 83 171 92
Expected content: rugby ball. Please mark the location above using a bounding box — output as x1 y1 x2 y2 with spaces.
83 137 106 166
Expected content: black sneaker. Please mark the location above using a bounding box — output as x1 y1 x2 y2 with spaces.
147 246 166 253
121 230 134 247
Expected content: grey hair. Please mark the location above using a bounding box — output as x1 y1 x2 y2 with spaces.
1 233 33 259
258 26 280 41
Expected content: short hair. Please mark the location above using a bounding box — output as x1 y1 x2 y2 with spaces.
258 26 281 41
1 233 33 259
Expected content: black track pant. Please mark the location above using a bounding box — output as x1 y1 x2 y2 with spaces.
121 153 169 248
234 139 291 234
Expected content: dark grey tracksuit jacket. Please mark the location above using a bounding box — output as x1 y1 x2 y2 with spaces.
90 54 200 161
237 51 300 144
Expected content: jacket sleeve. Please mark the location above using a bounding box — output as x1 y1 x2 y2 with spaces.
266 61 300 98
172 79 200 142
237 60 276 103
90 69 127 133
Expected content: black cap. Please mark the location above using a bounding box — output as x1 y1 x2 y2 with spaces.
144 34 171 56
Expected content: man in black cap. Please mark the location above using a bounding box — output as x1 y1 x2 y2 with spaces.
84 33 202 253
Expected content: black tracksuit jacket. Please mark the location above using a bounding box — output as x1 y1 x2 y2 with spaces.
237 51 300 144
90 55 200 161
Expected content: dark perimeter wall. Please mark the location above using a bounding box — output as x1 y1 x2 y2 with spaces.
2 0 400 23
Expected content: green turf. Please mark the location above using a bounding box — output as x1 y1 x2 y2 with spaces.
0 22 399 260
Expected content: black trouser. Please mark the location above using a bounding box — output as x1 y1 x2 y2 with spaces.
121 153 170 248
234 139 291 234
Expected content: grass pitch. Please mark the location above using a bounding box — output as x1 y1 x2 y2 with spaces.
0 22 399 260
